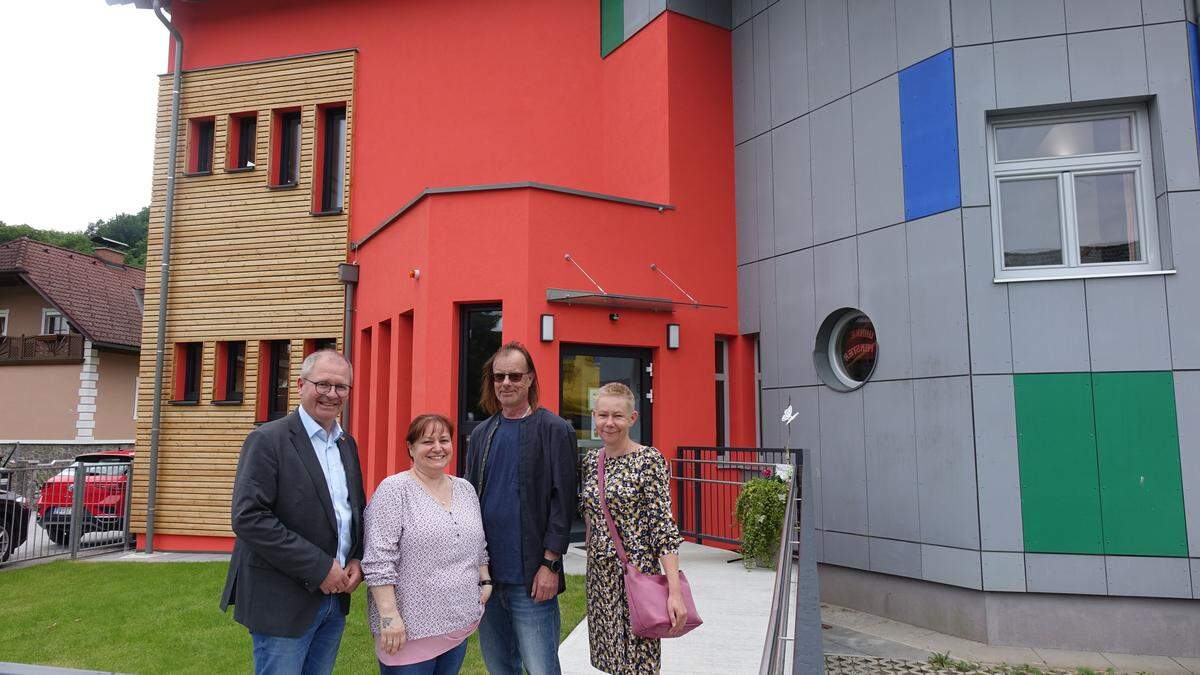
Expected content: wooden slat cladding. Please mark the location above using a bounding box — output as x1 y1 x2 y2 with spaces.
131 51 355 539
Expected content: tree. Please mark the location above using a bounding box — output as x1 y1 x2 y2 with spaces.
0 207 149 268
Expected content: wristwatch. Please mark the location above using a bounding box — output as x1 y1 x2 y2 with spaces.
540 557 563 573
479 579 494 587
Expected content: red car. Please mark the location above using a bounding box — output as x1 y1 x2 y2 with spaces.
36 449 133 546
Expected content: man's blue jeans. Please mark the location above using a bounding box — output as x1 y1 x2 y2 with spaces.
250 595 346 675
478 582 562 675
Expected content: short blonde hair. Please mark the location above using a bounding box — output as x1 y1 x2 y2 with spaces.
593 382 636 411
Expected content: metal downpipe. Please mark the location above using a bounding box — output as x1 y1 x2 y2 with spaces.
146 0 183 554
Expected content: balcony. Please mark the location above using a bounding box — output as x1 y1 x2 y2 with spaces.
0 334 85 365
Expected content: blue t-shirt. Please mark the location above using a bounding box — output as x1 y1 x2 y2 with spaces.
481 416 524 584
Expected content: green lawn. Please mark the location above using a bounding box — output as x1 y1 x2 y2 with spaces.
0 561 586 674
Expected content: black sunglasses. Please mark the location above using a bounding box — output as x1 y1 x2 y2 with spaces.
492 371 528 383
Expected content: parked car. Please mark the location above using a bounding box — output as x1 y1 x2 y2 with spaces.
0 489 30 562
36 449 133 547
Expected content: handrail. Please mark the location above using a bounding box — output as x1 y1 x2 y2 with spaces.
758 454 800 674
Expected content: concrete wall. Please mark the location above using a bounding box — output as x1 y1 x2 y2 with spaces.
0 283 54 336
94 349 138 441
735 0 1200 629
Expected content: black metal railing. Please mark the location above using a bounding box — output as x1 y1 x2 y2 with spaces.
0 459 133 567
0 334 85 365
671 446 800 547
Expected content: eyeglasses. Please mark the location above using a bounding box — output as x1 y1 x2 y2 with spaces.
302 378 352 396
492 371 528 383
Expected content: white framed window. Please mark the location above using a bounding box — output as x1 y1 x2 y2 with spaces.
715 339 730 447
988 105 1161 281
42 309 70 335
0 309 8 336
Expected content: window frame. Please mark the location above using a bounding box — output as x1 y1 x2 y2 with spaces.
186 117 216 175
0 309 8 337
714 339 730 447
987 105 1160 282
270 108 303 188
226 112 258 171
314 104 347 214
41 308 69 335
172 342 203 404
265 340 291 421
214 340 246 404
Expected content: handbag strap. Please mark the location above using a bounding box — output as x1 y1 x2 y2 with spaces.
596 451 630 565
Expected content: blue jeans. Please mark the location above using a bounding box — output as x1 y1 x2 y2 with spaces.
478 582 562 675
378 640 467 674
250 595 346 675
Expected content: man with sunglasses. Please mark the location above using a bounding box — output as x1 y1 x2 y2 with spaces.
467 341 576 675
221 349 366 675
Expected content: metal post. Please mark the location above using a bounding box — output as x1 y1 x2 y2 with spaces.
691 448 703 545
69 462 85 560
122 463 134 552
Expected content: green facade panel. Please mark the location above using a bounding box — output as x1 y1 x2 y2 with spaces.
1014 373 1104 554
601 0 624 57
1092 372 1188 557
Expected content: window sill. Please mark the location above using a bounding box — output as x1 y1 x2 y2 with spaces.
168 399 199 406
310 208 344 217
211 399 244 406
993 269 1176 284
268 181 298 190
226 166 256 174
182 170 212 178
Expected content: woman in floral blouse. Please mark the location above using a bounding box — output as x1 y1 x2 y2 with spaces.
362 413 491 674
580 382 687 675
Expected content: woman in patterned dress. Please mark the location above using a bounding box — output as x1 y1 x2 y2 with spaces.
580 382 687 675
362 413 492 674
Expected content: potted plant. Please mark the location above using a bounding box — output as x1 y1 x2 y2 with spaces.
734 468 790 568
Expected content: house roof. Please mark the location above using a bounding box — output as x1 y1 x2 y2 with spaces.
0 238 145 350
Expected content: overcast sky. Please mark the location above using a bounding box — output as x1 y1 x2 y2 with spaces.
0 2 165 232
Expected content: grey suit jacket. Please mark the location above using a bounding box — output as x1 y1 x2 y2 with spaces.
219 410 366 637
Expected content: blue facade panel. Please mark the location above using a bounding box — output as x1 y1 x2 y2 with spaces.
1188 22 1200 159
899 49 961 221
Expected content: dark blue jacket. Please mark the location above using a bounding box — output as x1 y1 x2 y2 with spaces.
466 407 577 595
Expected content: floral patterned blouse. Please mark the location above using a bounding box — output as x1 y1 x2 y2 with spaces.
580 446 683 573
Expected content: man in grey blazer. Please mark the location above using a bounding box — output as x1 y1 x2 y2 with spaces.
220 349 366 675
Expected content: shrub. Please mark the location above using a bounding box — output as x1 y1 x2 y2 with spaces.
734 472 789 569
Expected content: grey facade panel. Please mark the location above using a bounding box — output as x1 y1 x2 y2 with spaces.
951 0 992 46
769 0 809 127
1105 556 1193 599
1009 279 1091 373
761 387 783 447
962 207 1013 373
824 530 870 570
922 544 983 590
848 0 898 90
863 379 921 541
814 237 859 323
972 375 1023 551
1146 22 1200 194
734 141 756 264
1084 275 1172 372
706 0 734 28
810 97 857 244
852 76 905 233
955 44 997 208
776 250 819 386
624 0 654 39
1025 553 1108 595
1141 0 1188 24
914 376 980 550
857 224 913 380
753 12 772 138
1173 371 1200 557
818 386 868 536
1157 192 1174 270
771 117 815 254
1064 0 1143 33
782 386 822 530
754 132 776 260
1167 192 1200 369
869 536 923 578
1067 27 1149 102
982 551 1026 592
732 21 754 144
667 0 706 22
1193 559 1200 599
759 256 781 387
732 0 753 27
990 0 1066 42
907 210 970 378
737 263 760 334
895 0 952 70
993 36 1070 109
805 0 852 109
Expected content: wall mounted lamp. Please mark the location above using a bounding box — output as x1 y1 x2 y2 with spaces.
667 323 680 350
540 314 555 342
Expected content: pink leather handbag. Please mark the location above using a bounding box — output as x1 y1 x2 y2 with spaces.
597 450 703 639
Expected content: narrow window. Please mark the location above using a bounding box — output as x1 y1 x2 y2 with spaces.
304 337 338 357
715 339 729 447
173 342 202 403
267 340 291 420
272 110 302 187
214 341 246 402
187 117 215 174
226 113 257 170
318 105 347 213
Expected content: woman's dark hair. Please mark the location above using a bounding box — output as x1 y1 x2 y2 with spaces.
478 341 539 415
405 413 455 447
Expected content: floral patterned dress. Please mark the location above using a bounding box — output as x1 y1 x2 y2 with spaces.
580 446 684 675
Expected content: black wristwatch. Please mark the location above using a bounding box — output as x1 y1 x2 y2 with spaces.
479 579 494 587
540 557 563 573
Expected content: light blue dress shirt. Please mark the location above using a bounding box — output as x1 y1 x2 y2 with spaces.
297 405 353 566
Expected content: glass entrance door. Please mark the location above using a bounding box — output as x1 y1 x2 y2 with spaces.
558 344 653 457
457 305 502 476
